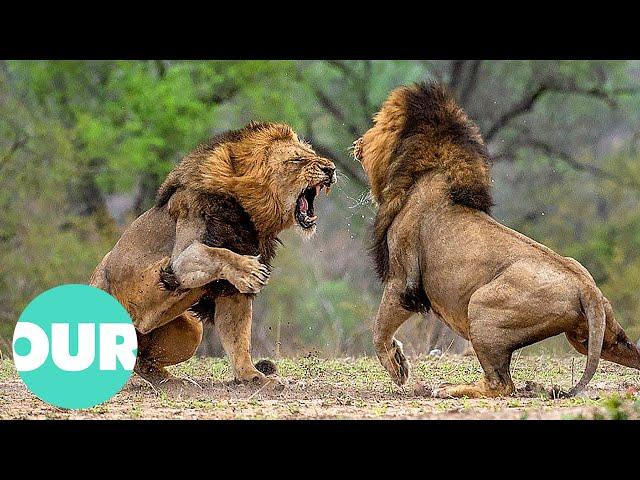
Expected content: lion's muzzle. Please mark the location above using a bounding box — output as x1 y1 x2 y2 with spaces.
295 166 336 230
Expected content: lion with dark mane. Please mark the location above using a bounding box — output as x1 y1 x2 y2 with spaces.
354 82 640 397
90 122 336 389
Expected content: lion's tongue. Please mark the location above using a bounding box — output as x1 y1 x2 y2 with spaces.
299 196 308 214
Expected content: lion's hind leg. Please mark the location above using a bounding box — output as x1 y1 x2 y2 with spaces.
434 272 572 399
433 347 515 399
434 284 521 399
135 312 204 390
432 284 515 398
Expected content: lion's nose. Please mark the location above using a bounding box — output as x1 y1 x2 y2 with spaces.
321 165 336 183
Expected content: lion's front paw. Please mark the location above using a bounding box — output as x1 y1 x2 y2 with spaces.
255 375 285 393
235 370 286 393
225 255 270 294
376 338 410 386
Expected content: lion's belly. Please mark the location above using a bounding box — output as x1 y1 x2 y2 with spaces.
428 298 470 340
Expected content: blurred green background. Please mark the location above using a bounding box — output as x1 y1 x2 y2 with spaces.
1 60 640 358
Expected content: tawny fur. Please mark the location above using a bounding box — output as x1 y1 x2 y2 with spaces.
355 82 640 398
90 122 336 390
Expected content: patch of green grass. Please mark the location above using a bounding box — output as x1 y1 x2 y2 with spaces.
158 391 181 409
128 404 142 419
562 395 640 420
0 360 16 381
601 395 630 420
187 399 216 410
507 399 522 408
562 413 586 420
286 402 301 415
372 404 388 417
87 404 109 414
169 357 230 381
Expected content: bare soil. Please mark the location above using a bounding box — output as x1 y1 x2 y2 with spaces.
1 355 638 419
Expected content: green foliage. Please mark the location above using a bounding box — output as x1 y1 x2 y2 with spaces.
261 237 377 356
602 395 629 420
75 61 222 193
2 60 640 357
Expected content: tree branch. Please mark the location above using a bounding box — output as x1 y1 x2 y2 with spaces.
327 60 356 78
527 139 611 177
361 60 373 117
504 138 640 192
207 85 241 104
459 60 482 107
0 135 28 171
550 84 640 108
485 79 640 144
312 86 361 138
323 60 373 130
484 83 550 142
448 60 465 93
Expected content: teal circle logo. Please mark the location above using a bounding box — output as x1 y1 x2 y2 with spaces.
12 284 137 409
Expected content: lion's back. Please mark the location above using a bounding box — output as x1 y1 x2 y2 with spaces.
101 207 176 284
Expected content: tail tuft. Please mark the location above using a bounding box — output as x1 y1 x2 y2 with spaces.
255 359 277 376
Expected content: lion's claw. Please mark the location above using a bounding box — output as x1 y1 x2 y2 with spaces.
376 338 410 386
227 255 270 294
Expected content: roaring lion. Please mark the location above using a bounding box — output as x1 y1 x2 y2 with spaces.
90 122 336 388
353 82 640 397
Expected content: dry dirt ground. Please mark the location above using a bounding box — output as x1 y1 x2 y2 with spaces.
1 355 639 420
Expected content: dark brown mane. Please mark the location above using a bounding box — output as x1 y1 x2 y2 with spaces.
154 122 295 284
371 82 494 280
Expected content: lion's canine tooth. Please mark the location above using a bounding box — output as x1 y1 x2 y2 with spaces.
326 186 331 195
316 185 321 196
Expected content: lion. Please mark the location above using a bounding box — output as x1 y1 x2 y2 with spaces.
90 122 336 389
353 82 640 398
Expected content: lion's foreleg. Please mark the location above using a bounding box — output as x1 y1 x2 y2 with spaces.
213 293 266 383
373 281 413 386
172 243 269 294
167 215 270 293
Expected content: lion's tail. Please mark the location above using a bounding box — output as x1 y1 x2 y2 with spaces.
567 287 607 396
602 298 640 371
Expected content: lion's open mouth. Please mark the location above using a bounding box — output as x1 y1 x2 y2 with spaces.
295 182 331 229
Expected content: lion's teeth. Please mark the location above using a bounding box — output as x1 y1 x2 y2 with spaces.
326 186 331 195
316 185 321 196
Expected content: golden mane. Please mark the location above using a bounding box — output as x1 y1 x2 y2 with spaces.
366 82 493 279
156 121 298 239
